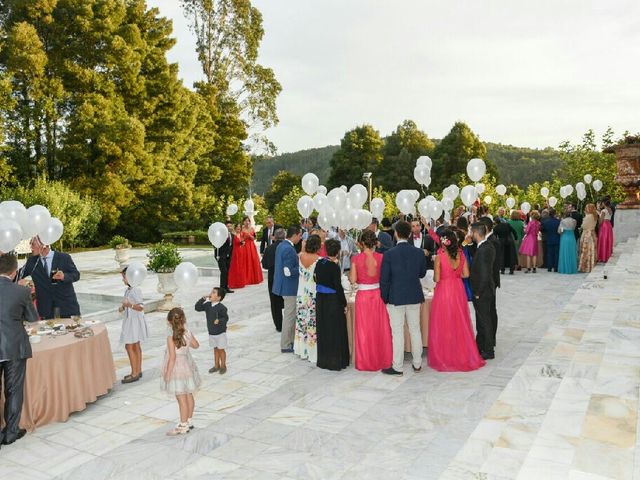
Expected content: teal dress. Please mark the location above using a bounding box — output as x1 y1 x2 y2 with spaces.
557 218 578 274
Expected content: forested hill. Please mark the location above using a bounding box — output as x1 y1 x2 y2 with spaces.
252 142 562 194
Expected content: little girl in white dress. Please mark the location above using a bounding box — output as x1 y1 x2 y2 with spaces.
119 267 150 384
161 307 201 436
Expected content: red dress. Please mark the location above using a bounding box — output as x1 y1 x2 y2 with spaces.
428 249 485 372
228 230 264 289
352 252 393 371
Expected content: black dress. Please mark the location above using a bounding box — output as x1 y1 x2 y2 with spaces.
493 222 518 273
314 258 350 371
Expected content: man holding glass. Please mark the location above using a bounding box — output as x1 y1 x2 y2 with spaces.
19 236 81 320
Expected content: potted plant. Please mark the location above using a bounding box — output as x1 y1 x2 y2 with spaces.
109 235 131 268
147 241 182 311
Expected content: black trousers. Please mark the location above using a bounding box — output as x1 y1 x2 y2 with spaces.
473 292 494 354
218 257 230 290
267 270 284 331
490 289 498 347
0 359 27 441
544 243 559 271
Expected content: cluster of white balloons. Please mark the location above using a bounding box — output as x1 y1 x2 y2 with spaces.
413 156 432 187
124 259 199 292
0 201 63 253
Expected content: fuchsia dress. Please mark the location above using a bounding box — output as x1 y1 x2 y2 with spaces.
352 252 393 371
519 219 541 256
428 249 485 372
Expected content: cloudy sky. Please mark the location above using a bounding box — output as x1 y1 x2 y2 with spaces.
148 0 639 153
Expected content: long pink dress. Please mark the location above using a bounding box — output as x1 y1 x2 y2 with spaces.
519 219 540 256
352 252 393 371
428 249 486 372
597 209 614 263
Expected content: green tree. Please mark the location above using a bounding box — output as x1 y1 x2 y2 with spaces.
264 170 301 211
431 122 498 192
328 124 383 188
376 120 435 192
273 185 303 227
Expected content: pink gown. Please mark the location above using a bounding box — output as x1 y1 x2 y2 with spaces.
428 249 486 372
519 219 540 256
597 210 614 263
352 252 393 371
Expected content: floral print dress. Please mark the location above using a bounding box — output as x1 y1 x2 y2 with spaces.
294 259 318 363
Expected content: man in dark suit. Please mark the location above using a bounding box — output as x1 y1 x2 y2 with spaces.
19 237 80 319
410 219 437 270
0 254 39 447
469 223 496 360
215 220 234 294
261 228 285 332
380 220 427 375
259 216 281 255
367 219 393 254
540 208 561 272
479 217 501 351
569 203 583 241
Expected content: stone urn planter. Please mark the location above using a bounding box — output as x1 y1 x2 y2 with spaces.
114 247 130 268
614 142 640 209
156 272 178 311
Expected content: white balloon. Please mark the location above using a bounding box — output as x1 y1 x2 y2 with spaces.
540 187 549 199
475 183 485 195
442 197 454 211
174 262 199 290
565 185 574 196
560 186 569 199
297 195 314 218
521 202 531 214
426 195 436 202
125 261 147 287
460 185 478 207
317 185 327 195
449 184 460 199
340 185 348 192
496 184 507 196
428 200 444 220
416 155 432 169
577 189 587 200
208 222 229 248
39 217 63 245
417 198 430 218
339 207 354 229
0 219 23 253
584 174 593 184
370 198 385 219
318 206 336 230
413 166 431 186
352 209 373 230
395 191 415 215
313 193 328 212
466 158 486 182
548 196 558 207
408 190 420 202
593 179 603 192
484 195 493 205
348 184 368 209
243 199 255 213
301 173 319 195
0 201 28 231
25 205 51 238
226 204 238 216
327 188 347 210
506 197 516 209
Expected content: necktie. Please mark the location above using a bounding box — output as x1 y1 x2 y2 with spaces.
41 257 49 275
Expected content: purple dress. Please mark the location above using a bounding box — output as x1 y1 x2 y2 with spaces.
519 220 540 256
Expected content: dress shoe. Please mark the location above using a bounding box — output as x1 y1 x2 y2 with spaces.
225 289 234 294
2 429 26 445
480 351 495 360
208 366 218 373
412 365 422 373
381 368 403 376
219 367 227 375
281 345 294 353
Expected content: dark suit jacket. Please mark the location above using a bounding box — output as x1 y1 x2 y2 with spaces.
375 230 394 254
380 242 427 305
261 240 282 288
215 234 233 261
0 277 39 360
409 231 436 270
260 225 282 254
540 217 561 245
469 241 496 298
486 233 501 289
195 299 229 336
21 252 81 319
570 211 583 239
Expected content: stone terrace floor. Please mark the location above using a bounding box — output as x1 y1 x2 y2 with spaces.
0 238 637 479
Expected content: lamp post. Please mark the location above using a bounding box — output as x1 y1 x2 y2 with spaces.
362 172 373 209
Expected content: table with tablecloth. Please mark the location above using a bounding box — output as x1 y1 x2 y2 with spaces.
346 291 433 363
0 320 116 432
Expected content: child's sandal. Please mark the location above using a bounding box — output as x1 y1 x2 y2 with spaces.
166 422 190 436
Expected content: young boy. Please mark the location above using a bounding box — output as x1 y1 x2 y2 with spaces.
195 287 229 374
